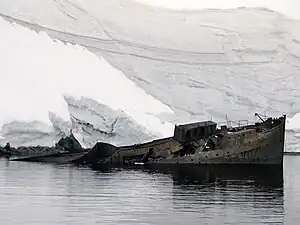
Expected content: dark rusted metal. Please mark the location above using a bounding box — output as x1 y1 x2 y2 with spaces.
95 114 286 166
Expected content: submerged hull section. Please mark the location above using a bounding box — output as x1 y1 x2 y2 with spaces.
11 152 88 163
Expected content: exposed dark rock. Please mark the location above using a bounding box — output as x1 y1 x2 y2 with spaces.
0 142 16 158
4 142 10 151
55 133 83 153
0 133 85 159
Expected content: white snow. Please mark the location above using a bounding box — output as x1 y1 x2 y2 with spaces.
287 113 300 132
133 0 299 19
0 16 174 146
64 95 159 148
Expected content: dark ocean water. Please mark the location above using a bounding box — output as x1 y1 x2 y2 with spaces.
0 156 298 225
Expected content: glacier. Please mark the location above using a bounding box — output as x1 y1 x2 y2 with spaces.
132 0 298 19
0 16 174 148
0 0 300 151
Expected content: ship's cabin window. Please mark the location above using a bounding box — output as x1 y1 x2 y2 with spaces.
186 130 191 139
199 127 204 136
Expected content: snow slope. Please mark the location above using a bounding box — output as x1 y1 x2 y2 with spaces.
133 0 298 19
0 16 174 147
0 0 300 151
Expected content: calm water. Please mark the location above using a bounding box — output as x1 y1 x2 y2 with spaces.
0 157 299 225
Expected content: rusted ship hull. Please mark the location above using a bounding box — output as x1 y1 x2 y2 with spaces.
94 114 286 166
150 118 285 165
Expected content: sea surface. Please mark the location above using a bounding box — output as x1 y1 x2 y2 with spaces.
0 156 299 225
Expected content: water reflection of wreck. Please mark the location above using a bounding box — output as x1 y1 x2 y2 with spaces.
140 164 284 188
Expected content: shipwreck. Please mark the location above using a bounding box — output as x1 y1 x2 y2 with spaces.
4 113 286 167
93 113 286 166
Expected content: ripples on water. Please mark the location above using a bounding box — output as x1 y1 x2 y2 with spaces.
1 157 299 225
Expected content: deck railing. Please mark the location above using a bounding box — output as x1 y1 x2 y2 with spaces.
217 119 251 128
